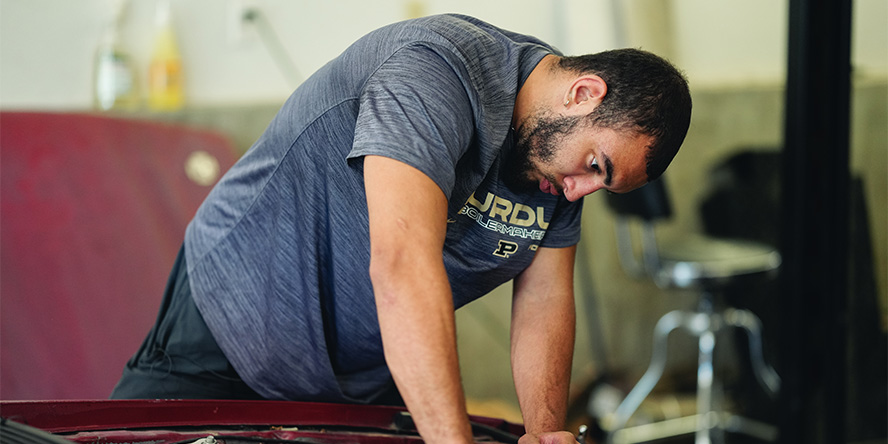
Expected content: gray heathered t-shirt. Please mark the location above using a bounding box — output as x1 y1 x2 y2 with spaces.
184 14 584 403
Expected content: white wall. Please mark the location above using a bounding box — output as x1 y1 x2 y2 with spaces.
3 0 884 110
0 0 621 109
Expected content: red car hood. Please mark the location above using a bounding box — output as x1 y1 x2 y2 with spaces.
1 399 524 444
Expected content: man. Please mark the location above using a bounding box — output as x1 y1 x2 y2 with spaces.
112 13 692 444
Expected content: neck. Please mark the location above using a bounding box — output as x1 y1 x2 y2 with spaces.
512 54 560 129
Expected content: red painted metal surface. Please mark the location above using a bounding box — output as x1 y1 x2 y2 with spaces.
60 428 425 444
0 400 525 443
0 112 238 400
1 399 405 432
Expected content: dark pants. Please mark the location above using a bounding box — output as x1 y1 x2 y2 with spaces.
110 246 264 400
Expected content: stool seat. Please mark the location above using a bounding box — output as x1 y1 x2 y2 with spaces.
656 236 782 289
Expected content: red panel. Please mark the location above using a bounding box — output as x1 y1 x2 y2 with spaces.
0 112 238 400
0 399 525 441
0 400 407 432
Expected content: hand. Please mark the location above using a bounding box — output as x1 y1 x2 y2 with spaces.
517 431 577 444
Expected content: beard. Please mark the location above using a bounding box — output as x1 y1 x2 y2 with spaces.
501 110 583 195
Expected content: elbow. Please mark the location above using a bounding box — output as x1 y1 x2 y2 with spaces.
368 242 446 308
368 218 412 287
368 247 399 290
368 243 416 307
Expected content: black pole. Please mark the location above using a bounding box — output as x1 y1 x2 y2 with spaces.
780 0 853 442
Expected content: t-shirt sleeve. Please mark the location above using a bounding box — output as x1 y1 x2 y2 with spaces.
348 44 475 199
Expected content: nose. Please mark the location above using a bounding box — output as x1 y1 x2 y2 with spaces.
562 175 602 201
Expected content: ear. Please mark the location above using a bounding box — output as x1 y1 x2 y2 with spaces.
564 75 607 110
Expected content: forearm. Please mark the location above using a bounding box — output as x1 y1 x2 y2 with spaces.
372 261 472 444
510 292 575 434
510 246 577 438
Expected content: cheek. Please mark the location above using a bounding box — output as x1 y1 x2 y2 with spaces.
537 137 586 178
560 152 591 177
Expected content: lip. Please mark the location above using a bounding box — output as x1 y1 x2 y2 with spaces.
540 178 559 196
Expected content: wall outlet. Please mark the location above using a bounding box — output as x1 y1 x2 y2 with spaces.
227 0 258 45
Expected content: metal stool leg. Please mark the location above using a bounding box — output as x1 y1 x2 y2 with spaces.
603 298 780 443
604 310 702 443
724 308 781 396
695 328 717 444
694 293 724 444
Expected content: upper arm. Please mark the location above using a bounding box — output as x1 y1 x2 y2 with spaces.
364 155 449 278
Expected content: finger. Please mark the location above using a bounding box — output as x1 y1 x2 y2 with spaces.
518 433 541 444
539 431 577 444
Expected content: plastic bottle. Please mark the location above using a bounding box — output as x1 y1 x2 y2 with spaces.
148 0 184 111
93 0 138 111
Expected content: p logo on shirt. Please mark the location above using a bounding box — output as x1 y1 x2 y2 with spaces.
493 240 519 258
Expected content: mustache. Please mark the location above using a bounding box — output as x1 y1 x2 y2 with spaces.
502 112 583 195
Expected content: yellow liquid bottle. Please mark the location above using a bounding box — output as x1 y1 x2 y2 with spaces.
148 0 184 111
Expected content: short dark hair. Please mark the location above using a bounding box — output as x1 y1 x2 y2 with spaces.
558 49 692 181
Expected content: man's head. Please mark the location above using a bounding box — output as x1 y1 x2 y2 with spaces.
505 49 692 201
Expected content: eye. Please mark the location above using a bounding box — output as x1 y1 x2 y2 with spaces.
590 156 600 172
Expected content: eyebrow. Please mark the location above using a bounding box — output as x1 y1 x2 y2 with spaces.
603 154 614 187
